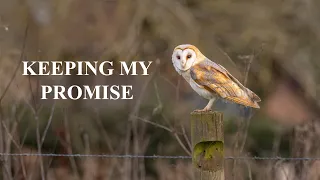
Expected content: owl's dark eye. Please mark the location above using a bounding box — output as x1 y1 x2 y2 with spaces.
187 54 192 59
177 55 181 60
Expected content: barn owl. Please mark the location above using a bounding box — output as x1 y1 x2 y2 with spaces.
171 44 261 112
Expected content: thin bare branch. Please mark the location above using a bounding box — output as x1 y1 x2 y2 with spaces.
1 121 20 150
216 46 237 67
159 74 177 90
244 159 253 180
63 109 80 180
93 108 122 171
161 114 191 156
180 125 192 151
172 132 192 156
35 113 45 180
40 101 56 146
133 115 173 132
232 45 264 179
0 19 29 104
124 58 160 180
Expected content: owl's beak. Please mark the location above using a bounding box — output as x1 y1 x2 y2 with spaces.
181 60 186 68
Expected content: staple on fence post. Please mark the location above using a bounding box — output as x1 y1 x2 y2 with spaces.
191 111 224 180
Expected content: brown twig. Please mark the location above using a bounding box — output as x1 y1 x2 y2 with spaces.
244 159 253 180
162 114 191 156
1 121 20 151
11 105 28 180
266 131 283 180
135 113 192 156
124 58 160 180
154 74 192 155
0 17 29 180
63 109 80 180
181 125 192 152
134 116 173 132
232 45 263 180
93 108 122 172
159 75 178 90
23 98 45 180
35 110 45 180
216 46 237 68
174 76 192 152
239 52 256 154
40 101 56 146
0 19 29 105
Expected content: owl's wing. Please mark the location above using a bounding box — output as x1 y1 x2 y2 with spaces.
216 63 261 102
190 60 260 108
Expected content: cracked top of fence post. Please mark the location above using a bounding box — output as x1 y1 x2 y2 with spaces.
191 111 224 142
190 111 223 116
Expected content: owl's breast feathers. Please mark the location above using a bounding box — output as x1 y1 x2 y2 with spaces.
190 60 261 108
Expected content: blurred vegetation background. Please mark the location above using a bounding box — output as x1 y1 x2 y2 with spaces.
0 0 320 179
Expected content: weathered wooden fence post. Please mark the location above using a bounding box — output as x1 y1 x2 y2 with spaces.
191 111 224 180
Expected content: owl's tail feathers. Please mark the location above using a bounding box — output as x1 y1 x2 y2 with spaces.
245 88 261 102
226 96 260 109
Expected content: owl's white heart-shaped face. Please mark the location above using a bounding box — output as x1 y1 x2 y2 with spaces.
172 45 197 73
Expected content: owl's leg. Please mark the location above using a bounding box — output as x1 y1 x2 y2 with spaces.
194 99 215 112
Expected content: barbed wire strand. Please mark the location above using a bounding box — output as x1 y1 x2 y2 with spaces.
1 153 320 161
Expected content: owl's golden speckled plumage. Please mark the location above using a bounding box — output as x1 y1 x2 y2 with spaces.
171 44 261 112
